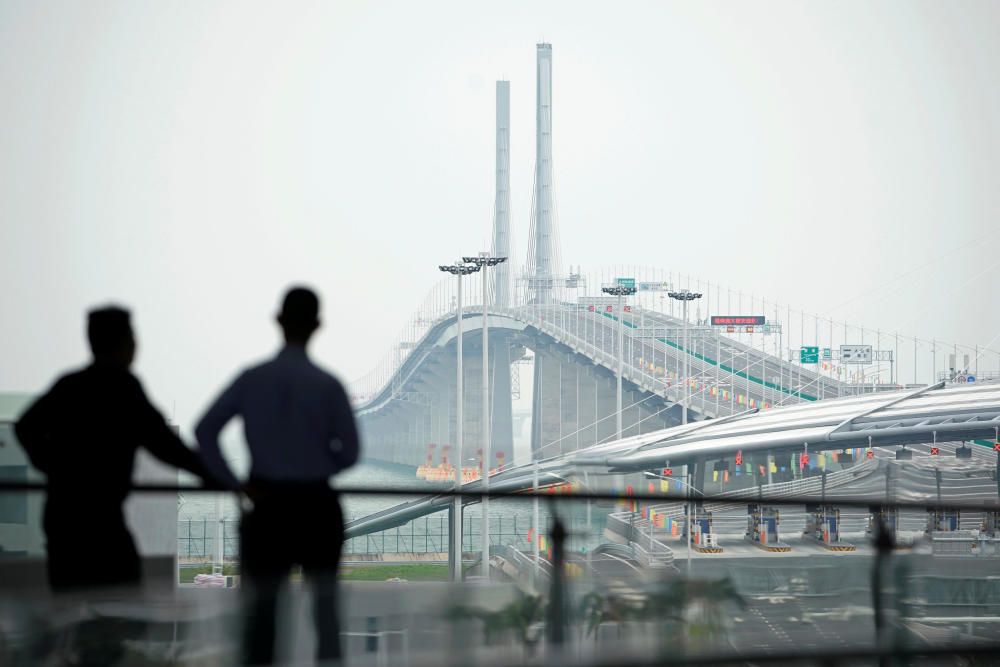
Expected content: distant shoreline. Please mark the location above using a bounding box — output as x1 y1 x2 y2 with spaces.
354 458 417 477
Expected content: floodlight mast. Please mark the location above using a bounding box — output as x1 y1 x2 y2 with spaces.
438 260 481 581
463 252 507 577
668 289 703 425
601 284 637 439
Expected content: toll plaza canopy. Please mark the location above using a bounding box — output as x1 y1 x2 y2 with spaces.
572 381 1000 471
345 381 1000 539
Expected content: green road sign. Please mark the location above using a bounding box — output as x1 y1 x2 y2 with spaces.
800 346 819 364
616 277 636 289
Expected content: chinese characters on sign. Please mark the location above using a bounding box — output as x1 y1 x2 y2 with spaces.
800 347 819 364
841 345 873 364
710 315 766 326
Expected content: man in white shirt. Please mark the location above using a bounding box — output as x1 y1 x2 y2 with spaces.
196 286 360 665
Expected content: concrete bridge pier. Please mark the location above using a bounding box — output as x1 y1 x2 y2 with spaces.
529 341 675 459
488 338 515 471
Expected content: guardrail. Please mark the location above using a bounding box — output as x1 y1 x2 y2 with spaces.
3 480 1000 666
508 304 815 415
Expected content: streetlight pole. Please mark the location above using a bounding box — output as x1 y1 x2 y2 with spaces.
439 260 481 582
602 284 637 439
687 471 693 575
464 253 507 578
668 289 703 425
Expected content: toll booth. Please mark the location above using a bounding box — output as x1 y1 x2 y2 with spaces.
867 505 900 543
982 511 1000 538
746 504 790 552
804 504 856 551
690 510 722 553
927 507 961 534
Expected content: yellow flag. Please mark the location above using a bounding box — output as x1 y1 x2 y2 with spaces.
660 480 669 492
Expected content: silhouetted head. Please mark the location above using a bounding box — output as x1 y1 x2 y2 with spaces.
87 306 136 368
277 286 320 346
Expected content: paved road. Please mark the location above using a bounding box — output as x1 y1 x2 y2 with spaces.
512 303 893 422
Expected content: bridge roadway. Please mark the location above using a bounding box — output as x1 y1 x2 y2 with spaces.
345 381 1000 539
633 307 849 402
355 300 895 467
355 300 863 425
492 301 861 416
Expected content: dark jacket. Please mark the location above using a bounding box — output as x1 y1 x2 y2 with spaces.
15 362 204 589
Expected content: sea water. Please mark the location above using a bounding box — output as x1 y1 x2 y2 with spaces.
176 461 566 560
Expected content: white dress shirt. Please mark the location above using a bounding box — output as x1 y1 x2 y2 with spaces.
196 345 360 488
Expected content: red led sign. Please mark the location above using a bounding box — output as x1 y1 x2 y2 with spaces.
711 315 766 326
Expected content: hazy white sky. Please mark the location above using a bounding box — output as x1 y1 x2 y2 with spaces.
2 0 998 434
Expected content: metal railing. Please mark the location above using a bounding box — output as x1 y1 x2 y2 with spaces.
2 479 1000 666
348 265 1000 406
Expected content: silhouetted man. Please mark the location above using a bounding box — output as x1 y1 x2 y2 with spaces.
196 286 360 665
15 306 206 591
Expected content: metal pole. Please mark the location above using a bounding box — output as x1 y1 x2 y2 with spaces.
481 266 491 577
894 332 899 386
214 493 224 576
617 291 624 439
546 508 567 647
683 299 689 425
877 329 881 385
532 459 540 586
716 333 721 417
453 272 464 582
686 471 693 575
779 312 784 398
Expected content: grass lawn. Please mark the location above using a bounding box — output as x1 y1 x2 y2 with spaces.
340 563 450 581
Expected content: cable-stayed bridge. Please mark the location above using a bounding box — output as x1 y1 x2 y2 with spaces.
350 267 995 472
341 44 1000 565
349 42 998 476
